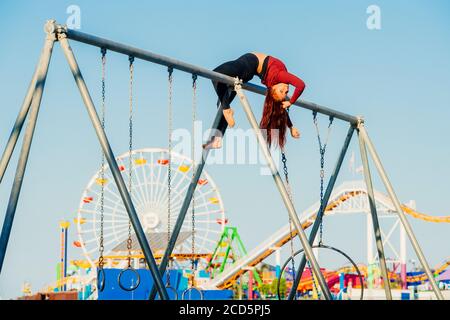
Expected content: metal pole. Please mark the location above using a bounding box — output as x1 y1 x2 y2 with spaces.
57 33 169 300
148 103 227 300
366 211 374 293
0 61 40 185
400 219 407 290
357 126 392 300
0 31 55 273
358 124 444 300
287 125 354 300
60 25 358 125
234 83 332 300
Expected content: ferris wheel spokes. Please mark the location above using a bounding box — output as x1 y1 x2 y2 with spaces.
77 148 226 268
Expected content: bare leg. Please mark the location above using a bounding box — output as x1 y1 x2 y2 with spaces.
202 136 222 149
222 108 235 128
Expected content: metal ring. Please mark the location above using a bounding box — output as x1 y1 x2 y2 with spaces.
165 285 179 300
277 245 364 300
118 266 141 291
97 267 106 292
181 287 204 300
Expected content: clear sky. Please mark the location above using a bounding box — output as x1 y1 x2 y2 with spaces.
0 1 449 299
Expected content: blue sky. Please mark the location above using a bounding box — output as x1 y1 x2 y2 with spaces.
0 1 449 298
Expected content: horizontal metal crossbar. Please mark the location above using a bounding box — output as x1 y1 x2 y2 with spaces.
49 22 359 124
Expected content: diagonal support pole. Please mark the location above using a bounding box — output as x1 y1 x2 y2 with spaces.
358 124 444 300
0 60 41 186
57 32 169 300
357 122 392 300
287 125 355 300
0 31 55 273
234 83 332 300
148 101 228 300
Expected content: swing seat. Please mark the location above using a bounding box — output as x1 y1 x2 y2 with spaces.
198 179 208 185
119 165 125 171
157 159 169 165
134 158 147 165
178 165 190 172
83 196 93 203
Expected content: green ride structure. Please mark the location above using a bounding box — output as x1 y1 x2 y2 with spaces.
207 226 262 287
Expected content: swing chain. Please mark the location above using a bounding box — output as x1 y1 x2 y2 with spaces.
281 152 296 281
99 47 107 270
127 55 135 268
319 144 325 246
312 111 334 246
307 112 334 298
167 66 174 286
281 152 289 183
191 74 197 286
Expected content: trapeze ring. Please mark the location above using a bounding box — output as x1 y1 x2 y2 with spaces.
165 285 179 300
277 245 364 300
118 266 141 291
181 287 204 300
97 267 106 292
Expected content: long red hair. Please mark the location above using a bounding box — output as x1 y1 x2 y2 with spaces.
259 88 289 150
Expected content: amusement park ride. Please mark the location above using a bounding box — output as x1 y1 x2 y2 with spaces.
0 20 448 300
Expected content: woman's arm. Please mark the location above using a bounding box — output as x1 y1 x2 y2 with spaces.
286 111 300 138
287 111 293 128
277 71 306 105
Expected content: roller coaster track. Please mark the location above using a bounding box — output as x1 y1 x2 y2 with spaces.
335 259 450 285
201 181 449 290
280 258 450 291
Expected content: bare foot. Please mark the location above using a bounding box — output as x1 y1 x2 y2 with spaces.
202 136 222 149
223 108 235 128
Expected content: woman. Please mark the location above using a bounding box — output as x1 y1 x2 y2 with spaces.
206 52 305 149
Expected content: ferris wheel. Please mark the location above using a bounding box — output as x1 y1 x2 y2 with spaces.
75 148 226 268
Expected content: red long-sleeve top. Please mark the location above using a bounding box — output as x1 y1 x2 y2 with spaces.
261 56 306 105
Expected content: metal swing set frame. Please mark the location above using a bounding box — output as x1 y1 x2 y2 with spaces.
0 20 444 300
